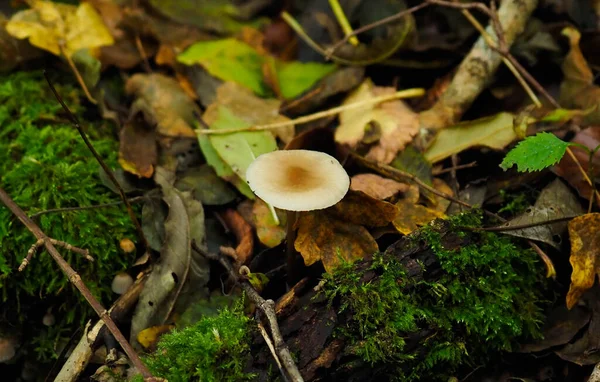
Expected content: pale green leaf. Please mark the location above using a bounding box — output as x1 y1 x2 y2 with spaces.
276 61 336 99
424 112 518 163
177 38 267 95
500 132 571 172
208 106 278 181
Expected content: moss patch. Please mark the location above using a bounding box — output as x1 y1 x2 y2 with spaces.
142 300 256 382
0 70 136 361
322 211 547 381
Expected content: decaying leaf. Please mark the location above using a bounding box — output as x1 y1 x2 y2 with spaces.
253 199 286 248
425 113 521 163
335 79 419 164
560 27 600 125
294 190 398 272
219 209 254 265
393 198 447 235
118 116 157 178
131 167 209 347
125 73 199 138
137 324 175 349
350 173 409 200
498 179 584 249
174 164 237 205
6 1 114 57
566 213 600 309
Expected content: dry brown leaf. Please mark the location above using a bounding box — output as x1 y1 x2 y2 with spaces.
566 213 600 309
335 79 419 164
252 199 286 248
125 73 199 138
350 173 409 200
295 211 378 273
431 178 454 213
118 116 157 178
220 209 254 265
294 190 397 272
393 198 447 235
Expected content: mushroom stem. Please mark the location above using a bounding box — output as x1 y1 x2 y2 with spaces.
286 210 299 285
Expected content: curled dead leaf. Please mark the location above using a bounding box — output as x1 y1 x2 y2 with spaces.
566 213 600 309
350 173 409 200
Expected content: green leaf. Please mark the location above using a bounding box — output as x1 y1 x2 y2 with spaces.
276 61 336 99
208 106 278 181
177 38 267 95
500 132 571 172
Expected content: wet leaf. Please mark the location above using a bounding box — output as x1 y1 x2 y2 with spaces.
498 179 584 249
350 173 408 200
294 190 397 272
6 1 114 57
566 213 600 309
131 167 209 347
425 113 521 163
253 199 286 248
393 198 447 235
174 165 237 205
335 79 419 164
125 73 199 138
118 117 157 178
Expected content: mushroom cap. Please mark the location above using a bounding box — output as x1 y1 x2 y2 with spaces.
246 150 350 211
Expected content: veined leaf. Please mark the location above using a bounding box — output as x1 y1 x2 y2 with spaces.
500 132 572 172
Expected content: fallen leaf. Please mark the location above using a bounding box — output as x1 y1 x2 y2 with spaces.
0 16 44 71
560 27 600 125
125 73 199 138
566 213 600 309
424 112 521 163
431 178 453 213
335 79 419 164
178 38 335 99
253 199 287 248
350 173 408 200
131 167 209 347
118 116 157 178
393 198 447 235
497 179 584 249
6 1 114 57
553 126 600 200
137 324 174 349
294 190 397 272
219 209 254 265
174 164 237 205
72 48 101 89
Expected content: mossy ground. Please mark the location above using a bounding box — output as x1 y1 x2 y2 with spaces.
322 211 548 381
0 71 136 362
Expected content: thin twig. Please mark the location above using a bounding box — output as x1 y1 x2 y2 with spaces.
29 196 147 220
44 72 150 251
193 243 304 382
565 147 600 206
60 45 97 104
20 238 93 272
0 187 154 380
196 88 425 135
433 161 477 175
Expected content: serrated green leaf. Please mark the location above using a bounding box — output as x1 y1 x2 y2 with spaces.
500 132 571 172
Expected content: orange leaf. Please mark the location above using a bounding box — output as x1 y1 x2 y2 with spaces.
220 209 254 265
137 324 175 349
350 173 409 200
566 213 600 309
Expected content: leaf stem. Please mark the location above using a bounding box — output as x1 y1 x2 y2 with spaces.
328 0 359 46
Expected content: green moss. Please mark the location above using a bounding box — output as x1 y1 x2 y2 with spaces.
143 300 256 382
0 70 136 361
323 211 546 381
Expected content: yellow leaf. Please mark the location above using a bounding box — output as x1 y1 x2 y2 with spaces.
252 199 286 248
335 79 419 164
566 213 600 309
137 324 175 349
393 198 446 235
6 1 113 57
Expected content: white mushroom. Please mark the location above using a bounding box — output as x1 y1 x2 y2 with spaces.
246 150 350 211
111 272 134 295
246 150 350 281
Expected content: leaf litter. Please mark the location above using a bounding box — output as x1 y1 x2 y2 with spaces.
4 1 600 381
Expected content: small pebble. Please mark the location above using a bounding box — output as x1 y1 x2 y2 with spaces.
111 272 134 295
